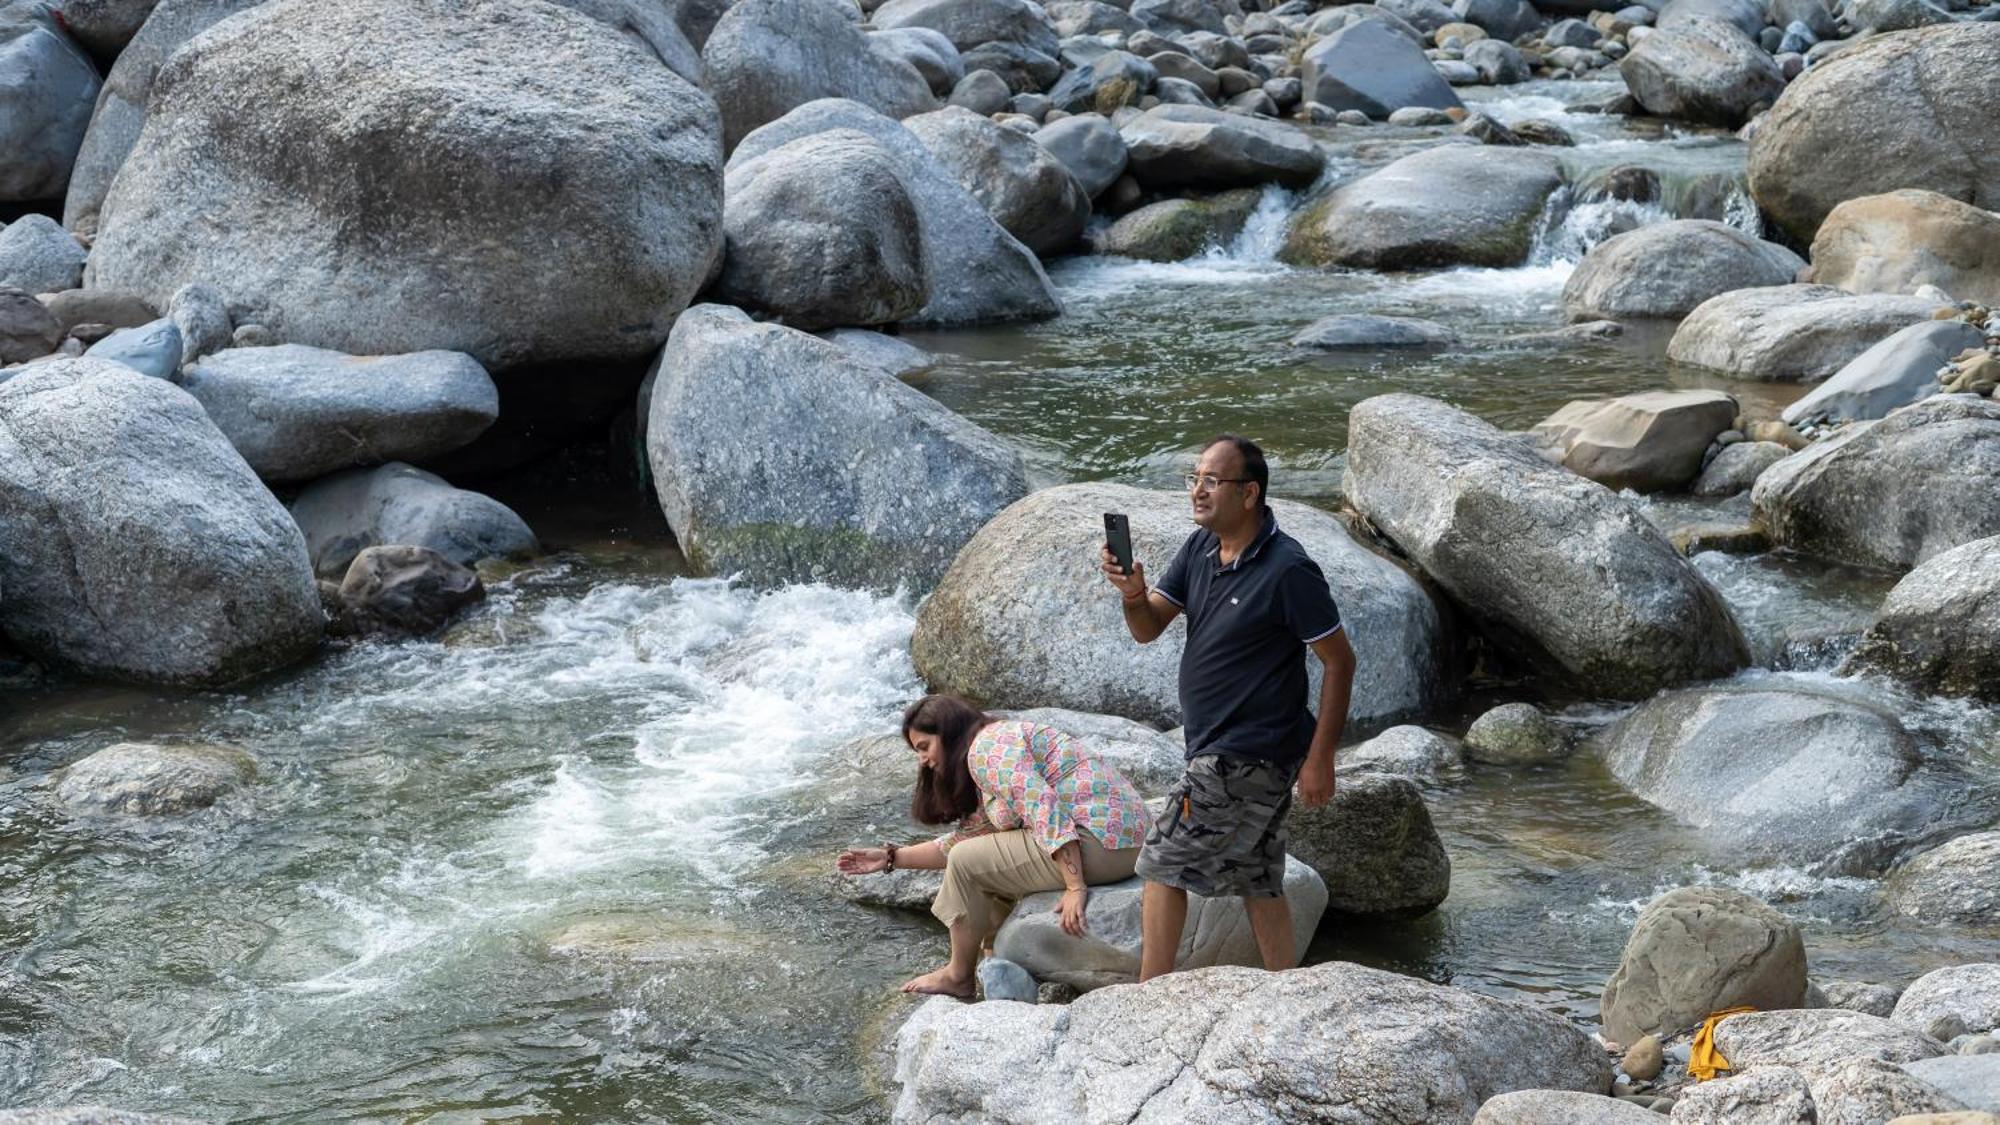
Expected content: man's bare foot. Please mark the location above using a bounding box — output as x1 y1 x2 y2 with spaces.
899 966 974 999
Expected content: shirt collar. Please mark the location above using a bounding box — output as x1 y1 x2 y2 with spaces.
1205 511 1279 573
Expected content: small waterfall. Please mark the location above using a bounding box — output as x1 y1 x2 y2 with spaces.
1528 186 1677 266
1208 182 1298 265
1528 165 1770 266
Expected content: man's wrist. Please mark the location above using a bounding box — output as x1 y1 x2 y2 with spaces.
1121 586 1149 605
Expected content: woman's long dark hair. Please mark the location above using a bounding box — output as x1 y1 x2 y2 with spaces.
903 694 990 826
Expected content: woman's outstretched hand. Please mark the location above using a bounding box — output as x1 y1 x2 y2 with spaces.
837 847 889 875
1058 887 1089 937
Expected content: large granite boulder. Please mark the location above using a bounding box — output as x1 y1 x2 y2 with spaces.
288 461 539 579
1560 220 1805 323
1752 395 2000 571
1588 681 1956 873
1665 1066 1819 1124
1473 1091 1660 1124
1301 18 1463 119
728 98 1059 326
716 129 929 329
1809 1056 1968 1122
55 740 256 815
1893 964 2000 1039
1900 1057 2000 1115
0 358 321 684
0 214 87 294
0 4 100 203
1289 770 1451 918
905 106 1090 256
991 858 1327 990
1032 113 1127 198
1709 1010 1949 1074
911 482 1459 730
702 0 935 152
1531 389 1739 493
872 0 1059 56
1747 24 2000 243
86 0 726 370
1886 832 2000 928
644 305 1027 590
1781 320 1986 428
1281 146 1564 270
1809 190 2000 308
1341 724 1463 780
1844 536 2000 700
891 962 1612 1123
175 344 499 483
1667 285 1939 382
1117 104 1323 191
1342 394 1747 699
56 0 162 55
1619 18 1783 129
1600 886 1808 1045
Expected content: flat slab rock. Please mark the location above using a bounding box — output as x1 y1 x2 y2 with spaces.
55 741 256 815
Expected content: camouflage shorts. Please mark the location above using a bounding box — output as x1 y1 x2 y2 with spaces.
1135 753 1297 898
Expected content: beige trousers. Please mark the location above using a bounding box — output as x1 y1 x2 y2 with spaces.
931 830 1140 938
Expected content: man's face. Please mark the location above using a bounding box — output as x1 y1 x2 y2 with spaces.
1190 444 1257 532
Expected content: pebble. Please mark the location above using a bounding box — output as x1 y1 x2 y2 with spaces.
1624 1033 1664 1081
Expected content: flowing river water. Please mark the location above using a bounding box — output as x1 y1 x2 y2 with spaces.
4 83 1999 1121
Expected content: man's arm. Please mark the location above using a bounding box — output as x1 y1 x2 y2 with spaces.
1295 628 1356 807
1100 547 1181 644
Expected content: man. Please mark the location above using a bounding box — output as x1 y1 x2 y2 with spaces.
1100 434 1356 980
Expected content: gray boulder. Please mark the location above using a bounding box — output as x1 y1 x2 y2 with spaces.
1691 440 1789 498
0 4 100 203
1844 535 2000 701
1847 0 1952 32
84 316 181 379
1033 113 1128 198
1090 189 1262 261
946 67 1011 113
176 344 499 483
1893 964 2000 1040
1379 0 1458 33
1472 1091 1660 1124
1752 395 2000 571
1047 0 1142 37
872 0 1060 56
976 958 1039 1003
1821 981 1902 1018
1462 702 1571 765
0 357 322 684
38 287 155 334
1301 19 1463 119
1666 1066 1818 1124
56 0 162 55
891 961 1612 1123
870 26 965 96
1658 0 1765 36
702 0 936 151
1047 49 1156 114
1600 886 1807 1046
1465 38 1529 84
1808 190 2000 309
717 129 929 329
0 214 86 294
911 482 1460 730
1773 0 1837 37
1118 104 1322 190
906 106 1091 256
1901 1056 2000 1114
288 461 539 579
1886 832 2000 928
56 740 255 815
1747 24 2000 243
961 41 1061 93
1130 0 1226 35
1589 680 1954 873
1306 5 1428 45
1619 17 1783 129
1782 320 1986 428
87 0 725 371
992 859 1327 990
1291 314 1458 349
1341 725 1463 780
818 327 934 376
1289 770 1451 918
1808 1056 1967 1123
1281 146 1563 270
1452 0 1543 39
644 305 1028 589
1666 285 1937 382
1710 1010 1949 1074
0 286 62 363
728 98 1060 326
1531 388 1739 493
328 544 485 639
1561 220 1805 323
166 280 229 361
1342 394 1747 699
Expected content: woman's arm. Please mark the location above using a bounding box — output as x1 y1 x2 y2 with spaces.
1053 839 1089 937
834 840 947 874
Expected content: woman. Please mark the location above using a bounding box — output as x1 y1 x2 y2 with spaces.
837 694 1148 999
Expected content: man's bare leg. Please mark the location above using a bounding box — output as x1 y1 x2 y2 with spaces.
1245 894 1296 971
1139 881 1188 982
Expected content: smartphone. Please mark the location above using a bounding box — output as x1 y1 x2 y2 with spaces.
1103 513 1133 576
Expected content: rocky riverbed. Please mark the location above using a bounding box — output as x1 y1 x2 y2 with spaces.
3 0 2000 1120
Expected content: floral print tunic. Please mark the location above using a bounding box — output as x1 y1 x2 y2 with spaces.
932 719 1147 857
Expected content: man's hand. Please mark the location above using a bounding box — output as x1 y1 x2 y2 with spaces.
1296 755 1336 808
1100 546 1147 601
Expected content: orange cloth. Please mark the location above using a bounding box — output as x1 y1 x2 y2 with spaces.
1687 1006 1758 1082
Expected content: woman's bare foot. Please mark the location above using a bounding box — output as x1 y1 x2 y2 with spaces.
899 966 975 999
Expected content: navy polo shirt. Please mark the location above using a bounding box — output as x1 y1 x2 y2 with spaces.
1153 512 1343 766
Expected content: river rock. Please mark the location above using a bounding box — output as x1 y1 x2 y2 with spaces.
0 4 99 203
39 288 155 335
1844 536 2000 701
1619 17 1782 129
1117 104 1322 190
1886 832 2000 929
646 304 1026 589
84 317 181 380
947 68 1010 113
717 129 929 329
1693 441 1788 498
819 327 934 376
1291 314 1459 349
1462 702 1570 765
1532 389 1739 493
55 740 256 815
703 0 935 151
1658 0 1765 36
873 0 1059 56
0 215 85 294
289 462 538 579
1047 49 1156 114
1807 1057 1969 1124
1453 0 1543 39
911 482 1458 730
1289 770 1451 917
1809 190 2000 309
1343 394 1747 699
1600 886 1807 1045
1781 320 1986 428
57 0 161 55
1901 1057 2000 1115
891 961 1613 1123
1590 681 1951 873
1824 981 1903 1018
1465 38 1529 83
1342 725 1463 779
1893 965 2000 1041
1668 1066 1818 1124
906 106 1090 256
1090 189 1261 261
729 98 1061 326
992 858 1327 990
1752 395 2000 571
1667 285 1937 382
1848 0 1952 32
1747 25 2000 244
1473 1091 1660 1124
87 0 724 371
0 287 61 363
175 344 499 484
328 545 484 639
1306 4 1428 46
871 26 964 96
0 357 321 684
1281 146 1564 270
165 281 229 361
1032 113 1128 198
1301 18 1463 119
1047 0 1142 37
1381 0 1458 32
1561 220 1805 323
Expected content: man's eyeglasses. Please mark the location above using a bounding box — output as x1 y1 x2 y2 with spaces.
1185 474 1252 492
